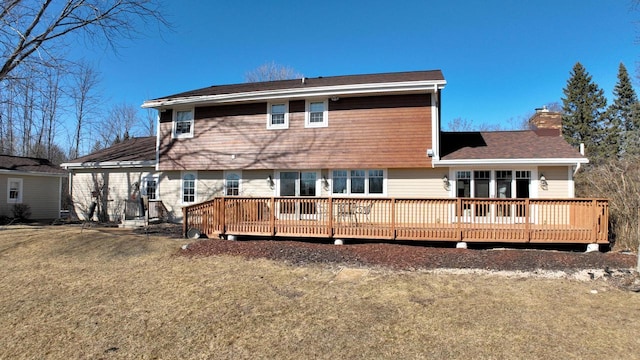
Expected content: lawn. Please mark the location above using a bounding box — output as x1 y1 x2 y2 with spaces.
1 225 639 359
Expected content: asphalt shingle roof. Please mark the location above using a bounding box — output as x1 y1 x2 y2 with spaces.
70 137 156 163
151 70 445 101
440 131 585 160
0 155 66 174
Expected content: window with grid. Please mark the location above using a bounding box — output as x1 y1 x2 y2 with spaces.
225 173 240 196
144 178 158 200
173 110 194 138
332 170 347 194
495 170 512 198
182 173 196 203
368 170 384 194
268 103 288 129
7 178 22 203
350 170 365 194
306 100 328 127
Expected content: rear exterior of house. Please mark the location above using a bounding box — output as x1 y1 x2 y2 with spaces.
0 155 66 220
63 70 600 245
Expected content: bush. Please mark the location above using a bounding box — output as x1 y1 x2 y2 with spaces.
12 204 32 222
576 157 640 251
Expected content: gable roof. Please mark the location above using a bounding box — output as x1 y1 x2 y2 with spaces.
142 70 446 108
0 155 66 176
438 131 588 165
62 137 156 169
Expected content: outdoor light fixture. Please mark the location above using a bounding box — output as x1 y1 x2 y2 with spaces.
330 96 340 101
322 176 329 188
267 175 274 187
443 175 450 190
539 174 548 190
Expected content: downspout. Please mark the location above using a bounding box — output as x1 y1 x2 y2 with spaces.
573 143 585 176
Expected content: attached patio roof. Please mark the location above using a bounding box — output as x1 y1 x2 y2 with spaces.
0 155 66 176
142 70 446 108
437 131 588 165
62 137 156 169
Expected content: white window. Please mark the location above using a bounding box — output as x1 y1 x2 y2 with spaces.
305 99 328 128
173 109 194 138
267 102 289 129
7 178 22 204
142 176 159 200
181 172 197 203
331 169 386 195
455 170 532 199
224 171 241 196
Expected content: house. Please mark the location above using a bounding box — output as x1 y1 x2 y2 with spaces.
62 70 604 246
0 155 66 220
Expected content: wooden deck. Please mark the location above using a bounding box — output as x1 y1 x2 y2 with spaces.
182 197 609 244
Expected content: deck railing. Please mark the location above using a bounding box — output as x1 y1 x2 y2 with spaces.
182 197 609 244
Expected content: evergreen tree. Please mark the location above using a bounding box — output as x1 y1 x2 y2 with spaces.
561 62 607 160
607 63 640 157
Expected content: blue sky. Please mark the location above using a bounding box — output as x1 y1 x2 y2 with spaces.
86 0 638 131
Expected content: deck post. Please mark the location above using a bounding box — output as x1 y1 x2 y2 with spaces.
182 206 188 238
524 198 530 242
457 198 462 241
328 197 334 237
390 198 396 240
592 199 598 244
270 197 275 236
220 197 226 236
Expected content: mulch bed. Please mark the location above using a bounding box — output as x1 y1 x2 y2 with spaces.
179 237 637 272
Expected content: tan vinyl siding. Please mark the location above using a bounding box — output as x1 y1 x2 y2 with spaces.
538 166 571 198
70 168 156 221
387 168 449 198
0 174 61 219
241 170 274 196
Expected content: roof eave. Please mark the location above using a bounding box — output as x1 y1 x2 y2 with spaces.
0 169 67 177
61 160 157 170
433 157 589 167
141 80 447 109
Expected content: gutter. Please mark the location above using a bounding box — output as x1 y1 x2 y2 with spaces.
61 160 157 170
433 157 589 167
142 80 447 109
0 169 67 177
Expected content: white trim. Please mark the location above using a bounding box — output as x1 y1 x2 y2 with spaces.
223 170 242 196
267 101 289 130
7 177 23 204
305 99 328 128
0 169 66 177
172 108 194 139
434 158 589 166
142 80 446 108
61 160 156 170
329 168 387 197
141 174 160 200
155 110 161 172
430 92 440 162
180 171 197 204
275 170 322 197
567 166 575 198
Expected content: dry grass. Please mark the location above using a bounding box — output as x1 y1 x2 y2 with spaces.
1 225 640 359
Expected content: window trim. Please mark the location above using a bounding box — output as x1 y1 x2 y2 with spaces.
452 169 533 199
141 175 159 200
267 102 289 130
305 99 328 128
330 169 387 196
172 108 194 139
181 171 197 204
7 177 23 204
224 170 242 196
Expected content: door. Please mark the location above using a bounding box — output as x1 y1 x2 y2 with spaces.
278 171 318 219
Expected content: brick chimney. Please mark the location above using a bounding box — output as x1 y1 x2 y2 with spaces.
529 106 562 136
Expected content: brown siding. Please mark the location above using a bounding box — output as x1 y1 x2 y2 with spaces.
158 94 433 171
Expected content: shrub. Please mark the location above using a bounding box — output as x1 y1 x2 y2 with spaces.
12 204 32 222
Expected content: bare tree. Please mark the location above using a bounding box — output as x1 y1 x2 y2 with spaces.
69 61 101 159
144 107 156 137
245 62 302 82
97 102 140 147
0 0 168 82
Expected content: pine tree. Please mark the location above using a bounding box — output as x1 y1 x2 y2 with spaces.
607 63 640 157
561 62 607 160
